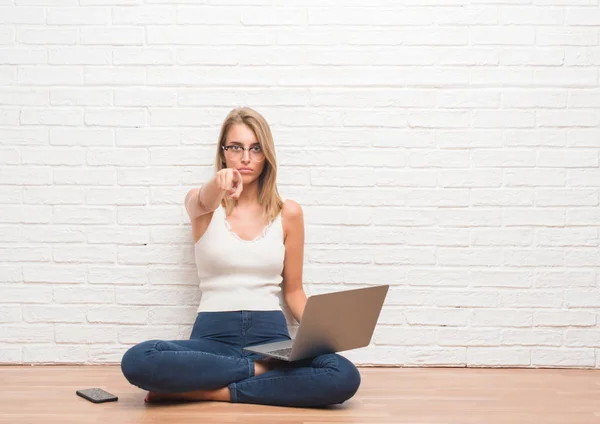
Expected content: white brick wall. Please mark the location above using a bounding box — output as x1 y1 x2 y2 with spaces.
1 1 599 368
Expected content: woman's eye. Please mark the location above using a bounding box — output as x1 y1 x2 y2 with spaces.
231 146 242 151
251 146 261 152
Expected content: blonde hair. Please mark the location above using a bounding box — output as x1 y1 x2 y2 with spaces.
214 107 284 222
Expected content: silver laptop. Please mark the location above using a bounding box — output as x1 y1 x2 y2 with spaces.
243 285 389 362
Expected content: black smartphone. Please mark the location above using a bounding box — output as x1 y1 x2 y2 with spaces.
76 388 118 403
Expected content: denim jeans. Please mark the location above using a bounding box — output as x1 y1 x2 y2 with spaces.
120 310 361 408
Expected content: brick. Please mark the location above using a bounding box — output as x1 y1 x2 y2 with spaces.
538 228 598 247
0 167 52 185
54 169 117 185
374 326 436 345
118 325 187 344
535 271 595 288
437 248 504 266
0 325 54 343
531 348 594 367
373 208 436 227
439 170 501 188
469 270 534 288
46 7 110 25
87 306 148 324
87 149 148 167
536 189 598 206
505 129 565 147
502 329 562 346
85 188 148 205
0 345 22 363
23 345 89 363
405 229 470 246
534 310 596 327
437 209 502 227
305 225 406 245
88 266 148 285
471 27 535 45
471 229 533 246
305 206 371 225
567 170 600 187
117 206 184 225
48 47 110 65
471 309 533 327
567 208 600 225
0 248 50 262
565 248 600 267
434 290 498 308
53 245 116 263
23 305 86 323
0 187 21 203
80 27 144 45
115 287 200 306
23 187 84 205
53 287 114 303
50 128 113 146
504 169 566 187
112 6 176 24
241 7 305 25
147 307 197 324
407 268 469 287
467 348 531 367
438 328 501 346
118 168 180 186
471 189 534 206
117 245 183 265
55 325 117 343
472 149 536 167
405 308 469 326
498 290 564 308
85 109 146 127
23 264 86 283
503 208 565 226
537 28 598 46
17 28 77 45
53 206 114 225
504 249 564 267
0 306 22 323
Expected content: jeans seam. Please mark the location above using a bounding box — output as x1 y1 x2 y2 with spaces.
228 382 238 402
147 340 165 388
247 357 254 377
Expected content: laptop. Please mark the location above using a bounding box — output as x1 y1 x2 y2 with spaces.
243 284 389 362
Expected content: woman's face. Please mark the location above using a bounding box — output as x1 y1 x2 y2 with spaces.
222 124 266 184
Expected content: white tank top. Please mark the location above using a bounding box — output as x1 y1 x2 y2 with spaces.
193 201 286 312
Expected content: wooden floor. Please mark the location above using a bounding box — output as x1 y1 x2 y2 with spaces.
1 366 599 424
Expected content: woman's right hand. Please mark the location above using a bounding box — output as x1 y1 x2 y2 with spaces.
215 168 243 199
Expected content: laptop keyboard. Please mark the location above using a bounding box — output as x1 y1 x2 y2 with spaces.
266 347 293 358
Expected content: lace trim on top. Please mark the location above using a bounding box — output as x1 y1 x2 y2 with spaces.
221 205 280 243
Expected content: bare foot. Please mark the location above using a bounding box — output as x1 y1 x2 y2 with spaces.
144 391 167 403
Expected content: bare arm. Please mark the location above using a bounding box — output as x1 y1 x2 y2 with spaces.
185 169 243 220
281 200 307 323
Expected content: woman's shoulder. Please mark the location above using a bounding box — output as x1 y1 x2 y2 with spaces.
281 198 303 222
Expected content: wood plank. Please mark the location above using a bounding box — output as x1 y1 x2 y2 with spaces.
0 366 599 424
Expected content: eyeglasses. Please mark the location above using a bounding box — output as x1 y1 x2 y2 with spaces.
221 144 265 162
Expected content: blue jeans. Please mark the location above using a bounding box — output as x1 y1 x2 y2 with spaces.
120 310 361 408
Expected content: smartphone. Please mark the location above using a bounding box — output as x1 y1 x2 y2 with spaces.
76 388 118 403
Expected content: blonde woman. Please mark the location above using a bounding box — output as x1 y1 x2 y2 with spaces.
120 107 361 407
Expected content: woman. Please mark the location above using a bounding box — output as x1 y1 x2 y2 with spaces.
120 107 361 408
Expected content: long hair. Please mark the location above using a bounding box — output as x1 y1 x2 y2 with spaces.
214 107 284 222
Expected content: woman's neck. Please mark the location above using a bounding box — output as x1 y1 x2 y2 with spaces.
234 181 260 208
